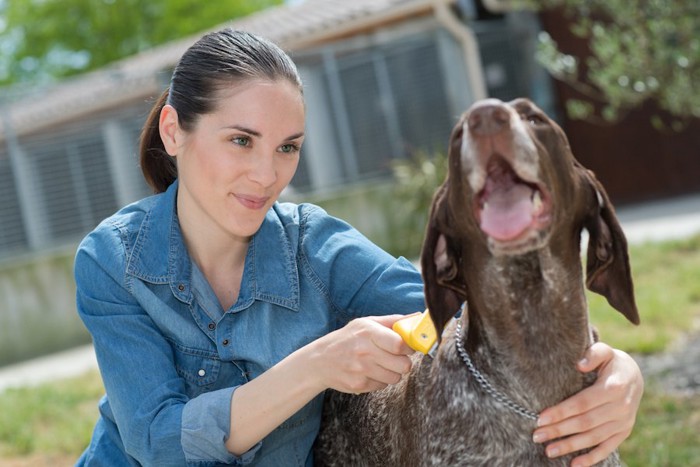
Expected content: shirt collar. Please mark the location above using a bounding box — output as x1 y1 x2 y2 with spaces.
126 180 299 311
241 205 300 312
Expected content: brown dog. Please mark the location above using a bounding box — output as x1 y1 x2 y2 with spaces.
314 98 639 466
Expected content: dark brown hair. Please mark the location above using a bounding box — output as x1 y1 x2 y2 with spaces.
139 28 303 193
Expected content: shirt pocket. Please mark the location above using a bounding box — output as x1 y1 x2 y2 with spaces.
170 341 222 397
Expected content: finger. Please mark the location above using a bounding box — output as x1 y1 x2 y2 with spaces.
535 400 619 442
354 343 413 388
342 377 388 394
568 434 624 467
343 364 403 393
369 314 413 328
376 352 413 377
540 419 616 458
538 388 599 428
366 363 406 386
533 414 620 456
538 368 631 428
368 322 415 356
577 342 613 372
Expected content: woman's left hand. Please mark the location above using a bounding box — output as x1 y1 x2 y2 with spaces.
532 342 644 467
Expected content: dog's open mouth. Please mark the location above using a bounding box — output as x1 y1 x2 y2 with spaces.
476 156 551 249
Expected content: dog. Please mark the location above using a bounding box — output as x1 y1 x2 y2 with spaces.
314 98 639 466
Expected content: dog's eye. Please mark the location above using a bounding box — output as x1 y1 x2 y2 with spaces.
522 113 545 126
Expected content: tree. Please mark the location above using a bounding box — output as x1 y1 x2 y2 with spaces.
0 0 282 86
519 0 700 129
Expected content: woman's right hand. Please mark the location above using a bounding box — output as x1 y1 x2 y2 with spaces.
226 314 417 455
308 315 416 394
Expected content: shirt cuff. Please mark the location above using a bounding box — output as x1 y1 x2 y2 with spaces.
181 386 262 465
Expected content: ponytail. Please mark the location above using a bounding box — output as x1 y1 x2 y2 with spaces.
139 89 177 194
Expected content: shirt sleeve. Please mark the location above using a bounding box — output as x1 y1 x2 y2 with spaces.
181 388 262 464
75 223 256 465
298 204 426 326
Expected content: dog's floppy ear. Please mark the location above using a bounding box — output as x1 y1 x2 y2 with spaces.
580 165 639 324
421 198 466 340
422 118 468 340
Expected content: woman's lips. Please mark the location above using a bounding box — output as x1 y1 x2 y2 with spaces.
234 194 269 210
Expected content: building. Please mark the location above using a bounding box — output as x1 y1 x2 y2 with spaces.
0 0 553 363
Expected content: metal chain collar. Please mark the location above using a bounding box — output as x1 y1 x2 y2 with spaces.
454 321 539 421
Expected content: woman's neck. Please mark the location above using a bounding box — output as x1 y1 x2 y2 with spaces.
177 199 250 310
187 231 249 311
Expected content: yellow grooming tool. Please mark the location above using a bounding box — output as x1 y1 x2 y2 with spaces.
393 309 438 357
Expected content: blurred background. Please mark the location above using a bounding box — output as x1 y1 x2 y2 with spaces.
0 0 698 465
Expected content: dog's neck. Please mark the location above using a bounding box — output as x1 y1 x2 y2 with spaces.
459 241 594 407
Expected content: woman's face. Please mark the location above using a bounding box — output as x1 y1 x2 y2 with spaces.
161 79 305 243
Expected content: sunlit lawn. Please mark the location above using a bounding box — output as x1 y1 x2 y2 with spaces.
0 370 103 464
1 235 699 466
621 390 700 466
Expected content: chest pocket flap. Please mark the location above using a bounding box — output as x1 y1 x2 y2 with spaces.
170 340 221 389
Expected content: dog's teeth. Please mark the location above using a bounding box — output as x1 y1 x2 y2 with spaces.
532 191 542 211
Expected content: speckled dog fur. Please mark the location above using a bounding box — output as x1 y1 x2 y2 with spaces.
314 99 639 466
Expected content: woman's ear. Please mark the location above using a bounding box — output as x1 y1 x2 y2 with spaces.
159 104 181 157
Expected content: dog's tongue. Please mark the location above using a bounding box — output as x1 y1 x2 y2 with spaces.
480 174 534 241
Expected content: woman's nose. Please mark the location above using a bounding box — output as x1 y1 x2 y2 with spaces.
246 152 278 187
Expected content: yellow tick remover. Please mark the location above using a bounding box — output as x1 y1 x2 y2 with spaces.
392 309 438 357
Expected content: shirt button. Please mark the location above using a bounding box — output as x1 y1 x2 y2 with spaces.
198 369 206 377
177 284 185 291
222 339 230 346
208 323 216 330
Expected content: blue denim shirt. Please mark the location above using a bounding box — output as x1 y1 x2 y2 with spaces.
75 180 425 466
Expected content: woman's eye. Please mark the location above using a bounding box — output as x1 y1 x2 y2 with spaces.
231 136 250 147
279 143 300 154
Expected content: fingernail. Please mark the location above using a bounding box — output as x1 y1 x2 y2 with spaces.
532 431 547 443
578 357 589 368
537 415 551 427
546 446 560 458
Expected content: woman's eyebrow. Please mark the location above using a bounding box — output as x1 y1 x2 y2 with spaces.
227 125 261 137
225 126 303 141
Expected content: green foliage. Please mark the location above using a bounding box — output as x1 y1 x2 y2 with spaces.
518 0 700 126
0 0 282 85
390 151 448 259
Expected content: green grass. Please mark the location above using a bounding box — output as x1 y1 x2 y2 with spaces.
0 370 103 459
621 390 700 467
1 235 699 465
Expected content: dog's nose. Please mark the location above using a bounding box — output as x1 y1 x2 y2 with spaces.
468 100 511 136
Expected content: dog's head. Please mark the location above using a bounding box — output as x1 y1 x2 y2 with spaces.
421 98 639 339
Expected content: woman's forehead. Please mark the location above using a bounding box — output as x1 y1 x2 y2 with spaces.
201 79 305 131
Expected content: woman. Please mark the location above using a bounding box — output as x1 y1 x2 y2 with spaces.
75 28 643 466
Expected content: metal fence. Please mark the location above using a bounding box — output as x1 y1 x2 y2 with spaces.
0 16 543 261
0 105 152 258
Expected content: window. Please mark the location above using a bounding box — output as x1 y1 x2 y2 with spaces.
23 125 117 243
0 148 27 256
293 31 456 192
